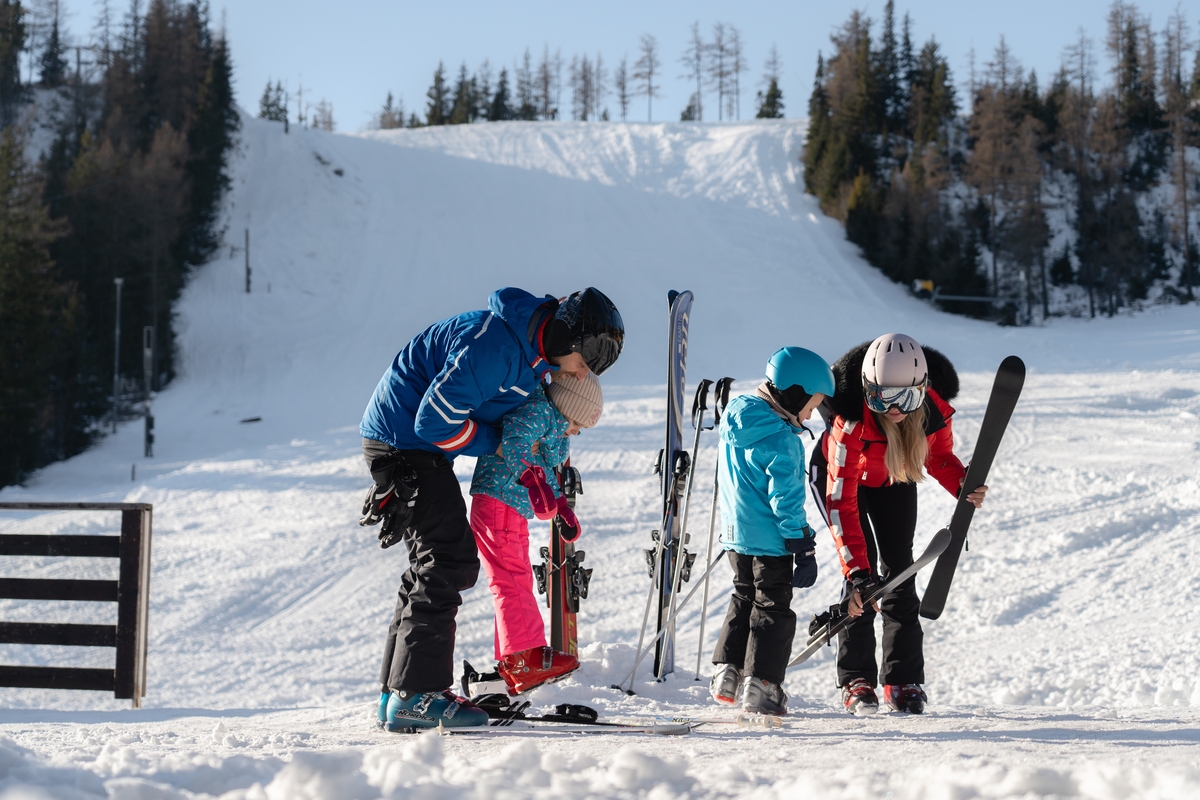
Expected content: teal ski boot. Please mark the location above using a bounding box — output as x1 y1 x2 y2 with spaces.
385 689 488 732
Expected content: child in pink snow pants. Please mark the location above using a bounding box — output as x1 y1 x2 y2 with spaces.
468 370 603 695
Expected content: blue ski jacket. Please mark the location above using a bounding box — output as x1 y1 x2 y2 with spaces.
360 288 556 459
470 384 571 518
717 393 814 558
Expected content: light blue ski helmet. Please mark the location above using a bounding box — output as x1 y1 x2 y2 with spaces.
765 347 835 397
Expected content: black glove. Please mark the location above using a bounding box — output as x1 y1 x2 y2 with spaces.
785 532 817 588
359 452 419 550
849 570 881 602
359 482 396 527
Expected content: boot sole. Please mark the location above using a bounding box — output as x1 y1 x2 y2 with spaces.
847 702 878 717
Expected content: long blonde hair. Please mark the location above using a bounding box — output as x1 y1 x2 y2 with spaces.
875 404 927 484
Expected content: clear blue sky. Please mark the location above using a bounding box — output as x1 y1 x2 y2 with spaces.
76 0 1193 130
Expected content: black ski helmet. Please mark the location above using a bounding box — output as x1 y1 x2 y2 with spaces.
543 288 624 375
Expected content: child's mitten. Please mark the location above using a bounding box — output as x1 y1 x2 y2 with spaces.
554 496 581 542
520 464 558 520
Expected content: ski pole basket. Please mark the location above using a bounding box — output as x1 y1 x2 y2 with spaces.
0 502 153 708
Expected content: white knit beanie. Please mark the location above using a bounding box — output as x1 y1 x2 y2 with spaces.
546 370 604 428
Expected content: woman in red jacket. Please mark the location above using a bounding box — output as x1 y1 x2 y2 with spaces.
808 334 987 716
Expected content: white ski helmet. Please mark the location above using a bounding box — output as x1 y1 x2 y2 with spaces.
862 333 928 388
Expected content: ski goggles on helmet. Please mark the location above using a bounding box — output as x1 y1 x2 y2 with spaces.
864 379 927 414
574 332 622 376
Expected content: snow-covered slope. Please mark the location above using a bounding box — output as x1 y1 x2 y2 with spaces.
1 118 1199 799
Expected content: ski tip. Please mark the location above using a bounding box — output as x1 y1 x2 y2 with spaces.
667 290 679 307
1000 355 1027 381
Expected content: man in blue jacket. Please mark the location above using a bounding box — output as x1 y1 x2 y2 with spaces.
360 287 623 731
708 347 834 716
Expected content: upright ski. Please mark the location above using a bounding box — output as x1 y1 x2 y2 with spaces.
534 464 590 655
919 356 1026 620
788 528 951 669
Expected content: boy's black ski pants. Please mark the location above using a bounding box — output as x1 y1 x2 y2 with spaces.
711 551 796 686
363 438 479 695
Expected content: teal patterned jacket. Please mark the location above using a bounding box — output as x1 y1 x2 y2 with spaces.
470 384 571 518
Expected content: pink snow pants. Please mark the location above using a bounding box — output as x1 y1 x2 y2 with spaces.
469 494 547 659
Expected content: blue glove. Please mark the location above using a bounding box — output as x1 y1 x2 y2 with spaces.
785 532 817 588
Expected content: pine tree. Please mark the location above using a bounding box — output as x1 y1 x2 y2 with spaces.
426 61 449 125
516 47 537 120
0 0 26 123
489 67 511 121
259 79 287 121
449 61 472 124
755 79 783 118
877 0 903 131
38 5 67 87
376 91 404 129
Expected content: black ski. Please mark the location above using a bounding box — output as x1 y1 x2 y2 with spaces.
471 695 692 735
919 355 1026 620
787 528 951 669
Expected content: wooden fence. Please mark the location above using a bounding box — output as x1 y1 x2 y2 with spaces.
0 503 152 708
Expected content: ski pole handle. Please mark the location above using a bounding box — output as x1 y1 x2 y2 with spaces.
691 379 713 429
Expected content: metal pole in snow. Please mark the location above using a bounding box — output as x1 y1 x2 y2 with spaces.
244 228 251 293
112 278 123 433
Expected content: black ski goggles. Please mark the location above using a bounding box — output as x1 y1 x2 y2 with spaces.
574 332 622 376
864 379 927 414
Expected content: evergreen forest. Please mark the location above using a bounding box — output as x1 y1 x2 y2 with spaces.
0 0 238 487
804 2 1200 322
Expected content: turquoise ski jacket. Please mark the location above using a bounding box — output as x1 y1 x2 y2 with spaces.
717 393 813 558
470 384 571 518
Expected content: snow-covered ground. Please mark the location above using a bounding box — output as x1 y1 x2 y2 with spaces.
2 118 1199 799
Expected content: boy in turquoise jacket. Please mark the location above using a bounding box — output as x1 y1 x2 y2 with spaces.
710 347 834 715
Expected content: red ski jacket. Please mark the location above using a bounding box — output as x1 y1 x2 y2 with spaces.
823 388 966 578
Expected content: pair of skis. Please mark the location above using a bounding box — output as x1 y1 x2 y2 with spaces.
789 355 1026 668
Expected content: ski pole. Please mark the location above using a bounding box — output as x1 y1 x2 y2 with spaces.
615 545 727 694
658 379 712 680
693 376 733 680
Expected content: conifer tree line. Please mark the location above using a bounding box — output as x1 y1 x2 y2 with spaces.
253 24 786 130
805 1 1200 322
0 0 238 488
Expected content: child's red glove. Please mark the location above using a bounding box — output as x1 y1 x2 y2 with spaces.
555 496 581 542
519 465 557 520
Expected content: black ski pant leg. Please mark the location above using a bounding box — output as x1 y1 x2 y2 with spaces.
870 482 923 686
835 481 922 687
712 551 754 671
743 555 796 686
364 442 480 695
712 552 795 686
